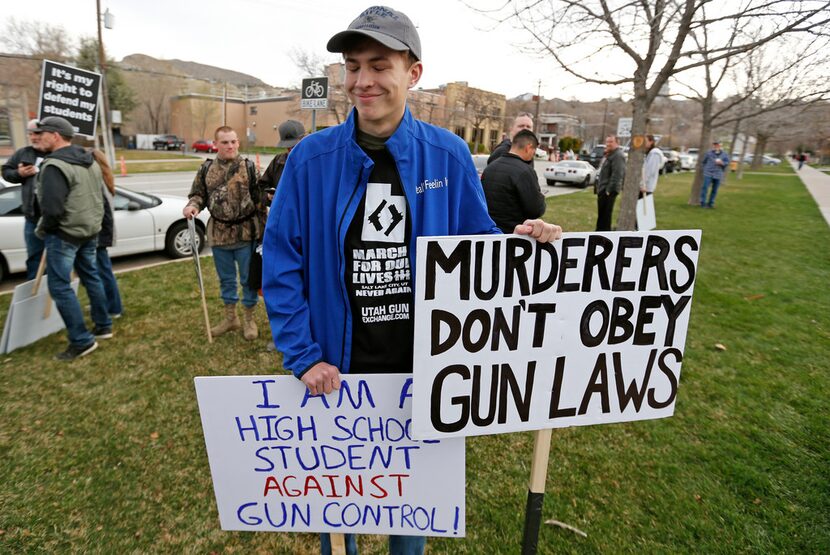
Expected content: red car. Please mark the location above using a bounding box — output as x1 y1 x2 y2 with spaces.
192 140 218 153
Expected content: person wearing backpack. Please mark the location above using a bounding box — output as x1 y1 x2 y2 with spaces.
182 125 265 340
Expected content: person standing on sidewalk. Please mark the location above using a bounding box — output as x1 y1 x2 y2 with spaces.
183 126 266 341
700 140 730 208
2 119 47 279
34 116 112 360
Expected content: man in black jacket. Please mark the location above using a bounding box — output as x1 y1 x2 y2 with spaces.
481 129 547 232
255 119 305 205
35 116 111 360
487 112 534 165
1 119 46 279
595 134 626 231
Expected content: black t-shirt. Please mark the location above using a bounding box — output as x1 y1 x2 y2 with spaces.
344 133 413 374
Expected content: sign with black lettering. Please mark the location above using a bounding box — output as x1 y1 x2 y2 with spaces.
412 231 701 439
195 374 465 536
38 60 101 137
301 77 329 110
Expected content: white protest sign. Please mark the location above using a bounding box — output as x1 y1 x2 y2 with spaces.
636 194 656 231
0 276 78 354
195 374 465 536
413 231 701 439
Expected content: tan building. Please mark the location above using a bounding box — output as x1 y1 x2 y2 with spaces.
437 82 505 153
537 113 582 149
169 90 343 148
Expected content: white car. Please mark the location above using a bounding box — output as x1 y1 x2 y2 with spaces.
543 160 596 188
535 147 549 160
678 152 695 170
0 185 209 280
471 154 489 178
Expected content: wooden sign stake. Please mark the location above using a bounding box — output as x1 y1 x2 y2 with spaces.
521 428 552 554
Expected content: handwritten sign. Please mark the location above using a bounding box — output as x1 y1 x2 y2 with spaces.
412 231 701 439
195 374 465 536
38 60 101 137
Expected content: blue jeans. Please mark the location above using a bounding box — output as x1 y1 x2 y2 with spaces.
96 247 123 315
212 243 257 308
24 219 45 280
700 175 722 207
320 533 425 555
45 234 112 347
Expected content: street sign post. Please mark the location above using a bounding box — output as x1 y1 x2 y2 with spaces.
616 117 633 139
301 77 329 133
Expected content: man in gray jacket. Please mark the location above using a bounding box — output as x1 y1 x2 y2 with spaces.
595 134 626 231
35 116 112 360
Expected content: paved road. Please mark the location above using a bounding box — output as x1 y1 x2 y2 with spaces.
1 161 584 292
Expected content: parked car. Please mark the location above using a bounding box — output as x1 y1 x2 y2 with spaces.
153 134 186 151
743 154 781 166
472 154 488 179
544 160 596 188
0 185 209 281
192 139 218 153
678 152 695 170
659 148 680 173
535 147 549 160
581 145 607 168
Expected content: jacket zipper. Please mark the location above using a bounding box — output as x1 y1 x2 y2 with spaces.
336 167 365 371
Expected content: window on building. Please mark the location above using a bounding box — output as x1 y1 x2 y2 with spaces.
490 130 500 144
0 108 10 147
249 106 258 115
454 126 465 139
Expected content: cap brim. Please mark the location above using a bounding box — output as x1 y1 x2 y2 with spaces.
276 138 300 148
327 29 410 55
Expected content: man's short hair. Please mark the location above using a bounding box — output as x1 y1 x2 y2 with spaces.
214 126 236 140
512 129 539 150
514 112 533 124
606 134 619 143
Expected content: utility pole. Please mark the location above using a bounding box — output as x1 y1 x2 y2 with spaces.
95 0 115 167
534 80 542 125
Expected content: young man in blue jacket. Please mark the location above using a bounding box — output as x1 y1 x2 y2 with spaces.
262 6 562 553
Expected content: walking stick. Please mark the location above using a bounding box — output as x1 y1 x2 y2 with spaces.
32 250 52 319
330 533 347 555
521 429 553 554
188 218 213 343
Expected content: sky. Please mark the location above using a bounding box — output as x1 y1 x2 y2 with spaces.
3 0 627 102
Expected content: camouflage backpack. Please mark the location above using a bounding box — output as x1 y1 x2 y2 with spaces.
199 158 259 224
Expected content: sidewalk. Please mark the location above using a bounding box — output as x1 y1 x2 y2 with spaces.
791 160 830 227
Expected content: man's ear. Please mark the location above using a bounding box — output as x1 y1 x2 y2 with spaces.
408 61 423 88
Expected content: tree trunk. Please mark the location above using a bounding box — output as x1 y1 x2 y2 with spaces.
616 97 650 231
751 135 769 170
688 98 713 205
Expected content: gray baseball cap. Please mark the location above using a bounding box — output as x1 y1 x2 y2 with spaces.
276 120 306 148
36 116 75 138
327 6 421 61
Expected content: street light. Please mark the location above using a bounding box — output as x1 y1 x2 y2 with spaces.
96 0 116 167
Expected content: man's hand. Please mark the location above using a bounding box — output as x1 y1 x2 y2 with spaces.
182 205 199 219
17 163 37 178
301 361 342 395
514 219 563 243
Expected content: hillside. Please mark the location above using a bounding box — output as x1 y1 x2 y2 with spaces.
119 54 271 88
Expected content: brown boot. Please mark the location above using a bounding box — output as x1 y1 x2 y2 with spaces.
211 304 241 337
242 306 258 341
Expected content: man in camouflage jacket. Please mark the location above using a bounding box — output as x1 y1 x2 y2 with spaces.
183 125 266 340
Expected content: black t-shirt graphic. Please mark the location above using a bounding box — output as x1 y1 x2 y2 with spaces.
344 142 413 374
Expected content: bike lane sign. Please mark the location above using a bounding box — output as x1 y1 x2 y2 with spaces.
301 77 328 109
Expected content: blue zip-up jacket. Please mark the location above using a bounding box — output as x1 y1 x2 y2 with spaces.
263 107 500 378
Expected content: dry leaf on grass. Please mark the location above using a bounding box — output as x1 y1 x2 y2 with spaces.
715 343 727 351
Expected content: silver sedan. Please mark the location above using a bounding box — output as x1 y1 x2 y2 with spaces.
543 160 596 188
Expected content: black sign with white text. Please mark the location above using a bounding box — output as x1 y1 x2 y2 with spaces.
38 60 101 137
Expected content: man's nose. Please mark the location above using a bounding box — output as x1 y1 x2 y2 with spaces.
354 68 374 89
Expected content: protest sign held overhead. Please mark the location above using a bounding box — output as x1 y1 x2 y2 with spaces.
412 231 701 439
195 374 465 537
38 60 101 137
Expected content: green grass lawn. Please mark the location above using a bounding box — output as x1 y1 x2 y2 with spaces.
1 170 828 553
116 149 201 161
